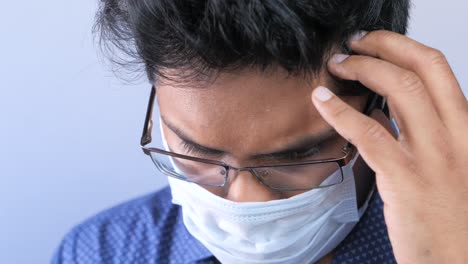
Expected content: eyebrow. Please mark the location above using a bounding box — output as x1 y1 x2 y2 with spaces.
161 116 338 160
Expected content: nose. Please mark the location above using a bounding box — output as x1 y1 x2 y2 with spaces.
224 169 281 202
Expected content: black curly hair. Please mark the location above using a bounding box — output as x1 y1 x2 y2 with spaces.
94 0 410 85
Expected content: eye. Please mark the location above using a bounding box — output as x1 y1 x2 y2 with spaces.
181 142 208 155
286 147 321 161
180 141 223 157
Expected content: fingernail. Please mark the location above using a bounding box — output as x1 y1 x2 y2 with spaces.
331 54 349 64
314 86 334 102
349 31 368 43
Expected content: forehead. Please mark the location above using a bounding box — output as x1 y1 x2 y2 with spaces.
156 68 363 157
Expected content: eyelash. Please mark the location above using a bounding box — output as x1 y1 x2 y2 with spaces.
181 141 219 156
181 140 322 161
281 147 321 161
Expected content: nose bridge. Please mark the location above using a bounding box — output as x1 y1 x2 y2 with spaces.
225 166 279 202
229 166 261 183
232 166 255 173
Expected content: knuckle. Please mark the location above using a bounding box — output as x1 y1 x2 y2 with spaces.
373 30 395 42
362 120 388 143
425 48 448 67
399 72 424 94
443 149 457 167
436 132 456 164
329 104 349 119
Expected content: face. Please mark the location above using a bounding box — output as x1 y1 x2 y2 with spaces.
157 66 371 202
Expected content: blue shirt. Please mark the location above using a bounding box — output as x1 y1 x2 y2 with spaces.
52 186 396 264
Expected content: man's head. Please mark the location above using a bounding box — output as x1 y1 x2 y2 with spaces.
96 0 410 201
96 0 409 83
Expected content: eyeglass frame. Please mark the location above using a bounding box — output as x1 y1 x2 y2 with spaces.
140 85 386 191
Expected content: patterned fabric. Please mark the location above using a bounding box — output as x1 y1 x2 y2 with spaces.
333 190 396 264
52 186 395 264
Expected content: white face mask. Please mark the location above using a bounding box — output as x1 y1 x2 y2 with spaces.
161 123 370 264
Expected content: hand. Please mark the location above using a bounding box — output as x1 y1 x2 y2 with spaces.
311 30 468 264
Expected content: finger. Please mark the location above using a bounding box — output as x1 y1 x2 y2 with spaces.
370 109 397 139
311 86 407 182
328 54 443 145
349 30 468 126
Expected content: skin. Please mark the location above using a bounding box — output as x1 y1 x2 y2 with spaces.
157 61 374 263
157 30 468 263
157 66 373 203
313 30 468 263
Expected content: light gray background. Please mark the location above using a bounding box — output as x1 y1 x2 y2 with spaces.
0 1 466 263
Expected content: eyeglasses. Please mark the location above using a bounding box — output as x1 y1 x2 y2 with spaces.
141 86 384 191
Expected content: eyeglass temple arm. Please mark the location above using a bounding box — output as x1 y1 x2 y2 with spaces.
342 92 385 158
141 86 157 147
365 92 387 116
